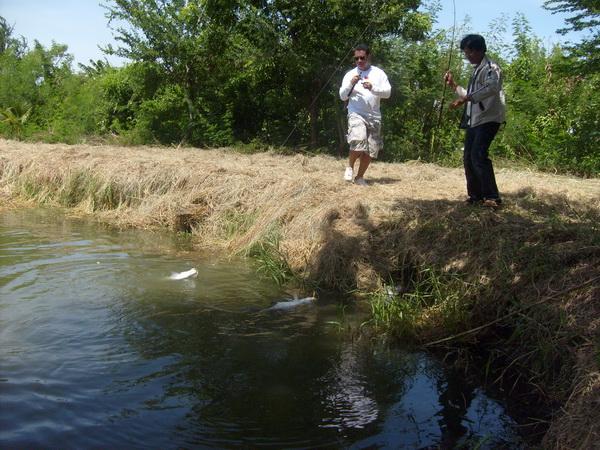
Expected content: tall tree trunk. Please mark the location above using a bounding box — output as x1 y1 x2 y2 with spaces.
309 96 318 149
337 112 347 156
177 87 195 149
308 77 325 150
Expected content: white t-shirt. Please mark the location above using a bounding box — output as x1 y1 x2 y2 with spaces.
339 65 391 119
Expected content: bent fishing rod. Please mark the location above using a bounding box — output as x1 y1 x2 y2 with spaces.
436 0 457 127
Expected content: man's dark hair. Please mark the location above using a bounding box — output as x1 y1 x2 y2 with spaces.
355 43 370 54
460 34 487 53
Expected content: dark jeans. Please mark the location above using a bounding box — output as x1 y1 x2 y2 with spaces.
464 122 501 202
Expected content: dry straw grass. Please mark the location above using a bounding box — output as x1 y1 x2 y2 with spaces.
1 138 599 447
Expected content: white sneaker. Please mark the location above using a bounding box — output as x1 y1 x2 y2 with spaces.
354 178 369 186
344 167 353 181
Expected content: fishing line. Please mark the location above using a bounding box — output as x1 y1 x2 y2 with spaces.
436 0 457 127
280 0 392 148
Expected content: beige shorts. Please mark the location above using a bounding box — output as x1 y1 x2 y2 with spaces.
347 113 383 158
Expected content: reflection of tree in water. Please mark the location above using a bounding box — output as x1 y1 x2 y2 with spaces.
119 291 517 447
435 370 477 448
319 345 380 429
432 365 520 449
319 343 416 431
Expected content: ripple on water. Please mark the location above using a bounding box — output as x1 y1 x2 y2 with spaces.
0 209 523 448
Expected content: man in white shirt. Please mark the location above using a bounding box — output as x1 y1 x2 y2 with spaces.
339 44 391 186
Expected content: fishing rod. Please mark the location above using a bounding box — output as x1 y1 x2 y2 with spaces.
429 0 457 156
436 0 457 127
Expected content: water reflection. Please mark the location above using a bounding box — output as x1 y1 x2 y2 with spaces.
0 208 522 448
320 345 383 430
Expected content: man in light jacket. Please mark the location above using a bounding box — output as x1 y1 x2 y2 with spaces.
444 34 506 208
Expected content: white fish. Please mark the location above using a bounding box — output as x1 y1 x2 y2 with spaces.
169 268 198 280
269 295 317 310
384 284 405 298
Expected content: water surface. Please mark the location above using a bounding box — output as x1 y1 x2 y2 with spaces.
0 208 522 448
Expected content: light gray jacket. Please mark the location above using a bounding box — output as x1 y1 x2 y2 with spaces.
456 55 506 127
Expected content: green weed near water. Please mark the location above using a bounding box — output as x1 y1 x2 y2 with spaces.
17 172 64 204
369 291 420 339
222 209 257 240
368 266 473 341
90 181 127 211
58 171 93 207
15 169 131 211
19 176 46 200
57 171 128 211
246 229 294 286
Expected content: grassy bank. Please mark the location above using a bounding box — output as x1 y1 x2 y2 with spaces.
1 139 599 447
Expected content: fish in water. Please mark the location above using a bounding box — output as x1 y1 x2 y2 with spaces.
383 284 405 299
169 268 198 280
269 293 317 310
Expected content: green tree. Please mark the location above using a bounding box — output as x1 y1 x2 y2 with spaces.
0 16 27 57
0 17 114 142
543 0 600 75
103 0 238 146
238 0 430 149
499 14 599 176
0 37 73 131
0 103 32 139
103 0 430 148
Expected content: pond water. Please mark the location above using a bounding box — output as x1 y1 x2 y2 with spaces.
0 208 523 448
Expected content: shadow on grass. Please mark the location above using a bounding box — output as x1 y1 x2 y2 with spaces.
306 188 599 447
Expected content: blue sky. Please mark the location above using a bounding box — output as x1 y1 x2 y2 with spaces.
431 0 584 47
1 0 586 68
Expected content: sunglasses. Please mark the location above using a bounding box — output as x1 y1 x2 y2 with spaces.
354 56 367 61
